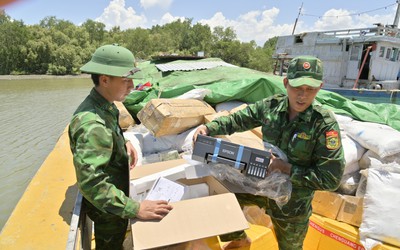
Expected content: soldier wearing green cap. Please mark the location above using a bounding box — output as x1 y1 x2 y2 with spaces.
193 56 345 250
69 44 173 250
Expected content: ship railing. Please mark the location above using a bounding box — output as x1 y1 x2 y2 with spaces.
66 191 93 250
321 26 400 38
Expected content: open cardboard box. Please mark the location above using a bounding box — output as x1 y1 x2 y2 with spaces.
129 159 249 250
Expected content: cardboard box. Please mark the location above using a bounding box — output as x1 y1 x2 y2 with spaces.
204 112 264 150
130 158 188 180
318 217 365 250
114 101 135 130
304 214 325 250
217 223 278 250
137 98 215 137
129 159 193 200
373 243 400 250
336 195 364 227
155 222 279 250
306 214 400 250
129 160 249 250
306 214 365 250
312 191 343 220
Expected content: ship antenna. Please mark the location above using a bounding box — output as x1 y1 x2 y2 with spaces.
292 2 303 35
393 0 400 28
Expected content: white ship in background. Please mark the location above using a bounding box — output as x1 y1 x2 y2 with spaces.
274 1 400 104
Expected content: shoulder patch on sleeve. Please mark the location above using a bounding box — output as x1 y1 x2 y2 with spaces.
326 130 340 150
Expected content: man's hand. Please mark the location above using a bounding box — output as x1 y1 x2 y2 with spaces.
126 141 138 170
192 125 209 142
137 200 173 220
267 151 292 175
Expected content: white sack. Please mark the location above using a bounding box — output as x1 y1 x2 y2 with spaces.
359 150 400 169
334 113 354 125
215 101 246 112
341 132 366 171
343 161 361 176
142 126 198 155
355 169 368 197
337 170 360 195
174 88 211 100
342 120 400 158
123 131 144 166
126 124 198 156
359 165 400 249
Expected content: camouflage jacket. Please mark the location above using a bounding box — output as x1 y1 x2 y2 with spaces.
69 88 139 219
206 94 345 191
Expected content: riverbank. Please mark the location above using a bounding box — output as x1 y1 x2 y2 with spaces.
0 74 91 80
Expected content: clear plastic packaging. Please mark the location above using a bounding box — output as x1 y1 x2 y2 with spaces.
202 141 292 208
263 141 288 162
208 163 292 208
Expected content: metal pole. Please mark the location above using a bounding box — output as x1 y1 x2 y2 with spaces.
353 46 372 89
394 0 400 27
292 2 303 35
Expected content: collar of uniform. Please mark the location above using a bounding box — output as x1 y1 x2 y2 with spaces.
89 88 119 115
298 103 314 123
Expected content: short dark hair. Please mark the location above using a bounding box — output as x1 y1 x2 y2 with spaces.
91 74 100 86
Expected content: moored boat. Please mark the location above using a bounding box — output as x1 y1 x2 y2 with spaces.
273 2 400 104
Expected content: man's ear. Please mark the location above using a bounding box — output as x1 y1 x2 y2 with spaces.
283 77 288 88
99 75 109 86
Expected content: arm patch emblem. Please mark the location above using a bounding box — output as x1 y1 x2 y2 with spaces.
326 130 340 150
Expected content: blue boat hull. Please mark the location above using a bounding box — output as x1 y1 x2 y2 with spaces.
324 88 399 105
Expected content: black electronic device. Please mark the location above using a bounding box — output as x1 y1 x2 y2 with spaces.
192 134 271 179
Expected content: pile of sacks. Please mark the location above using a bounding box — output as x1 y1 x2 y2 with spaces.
334 114 400 249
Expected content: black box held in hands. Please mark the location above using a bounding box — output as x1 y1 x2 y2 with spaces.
192 135 271 179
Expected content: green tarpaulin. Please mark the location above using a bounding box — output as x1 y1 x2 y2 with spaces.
124 58 400 131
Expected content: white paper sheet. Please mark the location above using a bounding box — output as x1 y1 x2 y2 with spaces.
146 177 185 202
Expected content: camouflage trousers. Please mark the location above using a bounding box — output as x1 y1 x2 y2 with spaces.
85 200 128 250
220 188 313 250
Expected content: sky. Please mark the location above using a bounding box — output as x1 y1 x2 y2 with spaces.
2 0 400 46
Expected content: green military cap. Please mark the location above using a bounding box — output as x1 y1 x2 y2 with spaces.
286 56 323 88
80 44 140 79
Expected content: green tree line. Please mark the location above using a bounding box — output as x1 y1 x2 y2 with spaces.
0 13 277 75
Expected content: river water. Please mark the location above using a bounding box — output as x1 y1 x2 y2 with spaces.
0 77 92 229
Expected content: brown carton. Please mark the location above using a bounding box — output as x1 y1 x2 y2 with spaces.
114 101 135 130
336 195 364 227
137 98 215 137
312 191 343 220
129 160 249 250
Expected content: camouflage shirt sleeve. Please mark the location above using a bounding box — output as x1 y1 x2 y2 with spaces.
69 112 140 219
205 102 263 135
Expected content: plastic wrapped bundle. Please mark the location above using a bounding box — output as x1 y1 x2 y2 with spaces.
209 162 292 208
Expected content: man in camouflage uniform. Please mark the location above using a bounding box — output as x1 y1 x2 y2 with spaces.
69 44 172 250
193 56 345 250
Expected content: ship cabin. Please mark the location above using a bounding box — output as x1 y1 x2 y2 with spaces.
274 24 400 90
